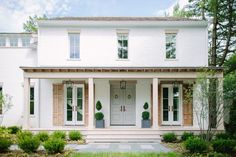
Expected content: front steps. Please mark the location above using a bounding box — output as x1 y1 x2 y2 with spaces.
82 129 162 143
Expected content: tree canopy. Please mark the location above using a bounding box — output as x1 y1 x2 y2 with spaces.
23 15 47 33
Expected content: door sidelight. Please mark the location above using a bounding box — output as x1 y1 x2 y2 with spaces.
123 105 126 112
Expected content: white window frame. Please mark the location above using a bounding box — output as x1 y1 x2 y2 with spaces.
68 33 80 60
10 37 18 47
0 37 6 47
22 37 31 47
64 84 85 125
161 84 182 125
165 31 178 60
117 33 129 60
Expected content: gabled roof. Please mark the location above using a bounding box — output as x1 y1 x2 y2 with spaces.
48 16 203 22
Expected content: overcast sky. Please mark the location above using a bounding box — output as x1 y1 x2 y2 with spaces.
0 0 188 32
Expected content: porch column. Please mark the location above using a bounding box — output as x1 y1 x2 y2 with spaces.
152 78 158 129
88 78 94 129
23 77 30 130
217 78 224 130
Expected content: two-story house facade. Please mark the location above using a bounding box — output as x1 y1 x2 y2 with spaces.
0 17 223 142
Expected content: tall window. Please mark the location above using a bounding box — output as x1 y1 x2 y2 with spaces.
30 87 34 115
22 37 30 47
0 37 6 47
69 33 80 59
0 86 2 114
10 37 18 47
166 33 177 59
117 33 128 59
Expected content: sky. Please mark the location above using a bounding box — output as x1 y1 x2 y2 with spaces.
0 0 188 32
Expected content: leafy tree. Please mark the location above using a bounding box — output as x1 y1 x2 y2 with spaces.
23 15 47 33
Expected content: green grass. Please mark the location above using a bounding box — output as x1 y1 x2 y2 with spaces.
70 152 180 157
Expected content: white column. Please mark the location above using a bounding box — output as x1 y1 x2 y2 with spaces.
217 78 224 130
23 77 30 130
88 78 94 129
152 78 158 129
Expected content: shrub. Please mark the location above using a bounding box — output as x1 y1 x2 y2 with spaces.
162 133 177 142
17 131 40 153
185 137 208 153
96 101 102 111
43 137 65 154
143 102 148 110
142 111 150 120
215 133 232 140
208 152 225 157
0 129 12 152
212 139 236 153
95 112 104 120
69 131 82 141
181 132 194 141
51 131 66 140
8 126 21 134
36 132 49 142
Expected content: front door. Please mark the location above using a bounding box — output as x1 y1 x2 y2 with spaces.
162 84 182 125
65 84 84 125
110 84 136 126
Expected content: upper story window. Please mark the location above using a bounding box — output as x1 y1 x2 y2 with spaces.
22 37 31 47
69 33 80 59
117 33 128 59
0 37 6 47
10 37 18 47
166 33 177 59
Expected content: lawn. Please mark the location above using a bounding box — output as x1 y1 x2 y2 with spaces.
70 152 180 157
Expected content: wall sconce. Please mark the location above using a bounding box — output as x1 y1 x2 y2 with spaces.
64 80 74 88
120 80 126 89
173 80 179 88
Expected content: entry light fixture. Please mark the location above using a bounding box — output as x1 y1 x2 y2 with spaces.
173 80 179 88
64 80 74 87
120 80 126 89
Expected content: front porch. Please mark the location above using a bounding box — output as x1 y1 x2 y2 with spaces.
21 67 223 138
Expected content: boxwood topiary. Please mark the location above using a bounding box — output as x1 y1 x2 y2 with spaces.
162 133 177 142
212 139 236 153
181 132 194 141
51 131 66 140
69 131 82 141
142 111 150 120
95 112 104 120
96 101 102 111
43 137 65 154
185 137 208 153
143 102 149 110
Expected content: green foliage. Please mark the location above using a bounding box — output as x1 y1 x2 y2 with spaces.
23 15 47 33
208 152 225 157
36 132 50 142
215 133 232 140
181 132 194 141
143 102 149 110
96 101 102 111
142 111 150 120
17 131 40 153
7 126 21 134
184 137 208 153
51 131 66 140
69 131 82 141
95 112 104 120
212 139 236 153
162 133 177 142
0 129 12 152
43 137 65 154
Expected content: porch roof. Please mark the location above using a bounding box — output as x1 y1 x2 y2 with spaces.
20 66 223 73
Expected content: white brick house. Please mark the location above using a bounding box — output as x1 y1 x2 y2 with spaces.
0 17 223 142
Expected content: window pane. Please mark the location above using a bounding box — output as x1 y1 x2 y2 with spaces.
69 34 80 59
163 111 169 121
163 88 168 98
22 37 30 47
174 111 179 121
67 110 73 121
0 38 6 47
117 34 128 59
166 34 176 59
10 38 18 47
30 87 34 115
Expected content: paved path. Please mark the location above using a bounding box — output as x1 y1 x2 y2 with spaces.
65 143 171 152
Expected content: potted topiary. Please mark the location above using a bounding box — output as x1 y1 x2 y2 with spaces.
95 101 104 128
142 102 150 128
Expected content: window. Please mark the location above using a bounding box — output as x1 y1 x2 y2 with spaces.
117 33 128 59
22 37 30 47
10 37 18 47
0 86 2 114
69 33 80 59
30 87 34 115
166 33 177 59
0 37 6 47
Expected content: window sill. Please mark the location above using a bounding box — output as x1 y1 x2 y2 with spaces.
67 58 81 61
165 59 178 61
116 59 130 61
